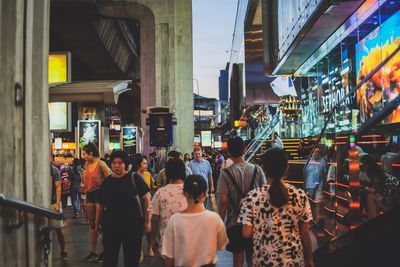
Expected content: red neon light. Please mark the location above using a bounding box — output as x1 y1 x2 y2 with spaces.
357 141 389 144
323 228 336 237
336 183 350 188
349 202 360 208
349 181 360 187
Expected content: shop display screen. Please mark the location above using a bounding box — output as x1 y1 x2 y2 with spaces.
356 9 400 124
78 120 100 151
122 127 137 148
49 102 68 131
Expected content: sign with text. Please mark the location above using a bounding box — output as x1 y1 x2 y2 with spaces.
201 130 212 147
48 52 71 85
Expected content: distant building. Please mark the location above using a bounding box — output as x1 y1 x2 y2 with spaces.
219 69 229 102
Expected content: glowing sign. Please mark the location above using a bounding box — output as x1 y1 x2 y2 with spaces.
49 102 68 131
201 131 212 147
48 52 70 85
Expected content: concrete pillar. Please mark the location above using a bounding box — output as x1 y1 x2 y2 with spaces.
99 0 194 155
0 0 51 266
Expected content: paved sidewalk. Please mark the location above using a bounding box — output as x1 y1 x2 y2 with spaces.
51 208 234 267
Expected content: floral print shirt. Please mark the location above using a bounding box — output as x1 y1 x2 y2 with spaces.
151 183 187 239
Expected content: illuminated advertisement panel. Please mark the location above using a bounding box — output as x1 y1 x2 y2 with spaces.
48 52 71 85
356 9 400 124
49 102 69 131
121 127 137 150
201 130 212 147
78 120 101 154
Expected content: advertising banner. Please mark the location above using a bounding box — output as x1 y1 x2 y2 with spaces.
121 127 137 150
78 120 101 155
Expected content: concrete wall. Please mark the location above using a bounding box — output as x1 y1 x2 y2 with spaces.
99 0 194 154
0 0 51 266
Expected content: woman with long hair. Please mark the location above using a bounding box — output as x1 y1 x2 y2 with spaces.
132 154 153 259
162 174 228 267
238 148 315 267
81 143 112 262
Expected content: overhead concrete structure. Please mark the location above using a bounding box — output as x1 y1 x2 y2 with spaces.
0 0 193 265
51 0 194 155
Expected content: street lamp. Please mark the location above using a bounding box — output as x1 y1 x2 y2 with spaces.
193 78 201 125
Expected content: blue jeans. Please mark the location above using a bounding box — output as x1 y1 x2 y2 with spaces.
71 189 79 213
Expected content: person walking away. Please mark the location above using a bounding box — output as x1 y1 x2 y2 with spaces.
68 158 84 218
96 150 151 267
132 155 154 259
82 142 112 262
50 163 68 261
188 146 214 193
217 136 266 267
162 175 228 267
238 148 315 267
157 150 192 187
151 158 188 253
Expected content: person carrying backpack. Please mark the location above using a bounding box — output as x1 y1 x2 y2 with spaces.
217 136 266 267
68 158 84 218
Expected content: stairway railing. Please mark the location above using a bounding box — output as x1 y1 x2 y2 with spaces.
244 111 281 162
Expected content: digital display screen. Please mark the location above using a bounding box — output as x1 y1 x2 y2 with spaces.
49 102 68 131
78 120 100 152
356 9 400 124
121 127 137 148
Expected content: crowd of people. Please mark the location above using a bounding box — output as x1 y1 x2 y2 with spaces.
50 137 316 267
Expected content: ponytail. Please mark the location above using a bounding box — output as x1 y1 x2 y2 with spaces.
269 176 288 207
261 148 289 208
184 174 207 203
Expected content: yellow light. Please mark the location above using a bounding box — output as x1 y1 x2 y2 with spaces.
48 53 69 84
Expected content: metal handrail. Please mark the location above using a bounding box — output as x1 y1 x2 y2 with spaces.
244 111 281 162
244 111 280 156
0 194 63 220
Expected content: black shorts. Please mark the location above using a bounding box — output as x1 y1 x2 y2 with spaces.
86 190 100 204
226 225 253 253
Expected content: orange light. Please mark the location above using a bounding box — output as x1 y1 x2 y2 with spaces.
349 181 360 187
52 142 76 150
349 202 360 208
234 120 247 127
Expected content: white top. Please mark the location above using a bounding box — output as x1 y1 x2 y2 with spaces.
162 210 229 267
151 183 187 239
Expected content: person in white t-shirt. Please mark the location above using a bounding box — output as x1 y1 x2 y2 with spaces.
162 174 228 267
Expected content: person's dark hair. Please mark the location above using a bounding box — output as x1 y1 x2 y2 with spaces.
228 136 245 158
261 148 289 207
72 158 80 172
184 153 191 161
167 150 180 159
110 150 130 170
132 154 146 172
82 142 100 158
166 158 186 183
184 174 207 203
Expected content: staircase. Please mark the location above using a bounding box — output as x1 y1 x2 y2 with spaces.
244 111 280 162
282 138 301 159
